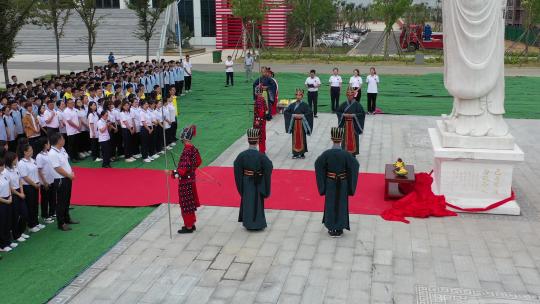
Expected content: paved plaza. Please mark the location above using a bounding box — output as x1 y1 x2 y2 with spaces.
48 114 540 304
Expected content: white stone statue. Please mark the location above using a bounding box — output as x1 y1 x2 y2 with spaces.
442 0 509 137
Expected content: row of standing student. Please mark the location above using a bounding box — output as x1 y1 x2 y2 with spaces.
305 67 380 116
35 90 178 168
0 133 76 253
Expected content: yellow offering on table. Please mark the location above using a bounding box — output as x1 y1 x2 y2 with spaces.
394 167 409 176
393 158 405 169
279 99 290 106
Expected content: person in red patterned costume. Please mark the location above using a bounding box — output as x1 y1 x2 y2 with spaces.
171 125 202 234
253 85 268 154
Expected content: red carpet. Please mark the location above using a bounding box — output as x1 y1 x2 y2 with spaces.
72 166 392 215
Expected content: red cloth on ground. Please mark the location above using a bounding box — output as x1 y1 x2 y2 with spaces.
381 173 457 224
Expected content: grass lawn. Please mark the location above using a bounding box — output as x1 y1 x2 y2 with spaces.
0 70 537 304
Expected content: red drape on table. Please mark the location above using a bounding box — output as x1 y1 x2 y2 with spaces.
381 173 457 224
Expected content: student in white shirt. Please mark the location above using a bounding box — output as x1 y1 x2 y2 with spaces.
63 99 81 161
87 102 101 162
148 102 160 159
225 55 234 87
130 100 142 159
366 67 380 114
97 111 112 168
139 100 154 163
304 69 321 117
5 151 33 244
329 67 343 113
183 55 193 92
19 144 43 231
120 101 136 162
48 133 77 231
76 98 90 158
36 137 56 223
349 69 363 102
44 100 60 135
244 52 254 82
0 158 16 252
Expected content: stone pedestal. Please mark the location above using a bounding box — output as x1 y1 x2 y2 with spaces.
429 127 524 215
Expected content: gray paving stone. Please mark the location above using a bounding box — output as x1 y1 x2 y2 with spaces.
199 269 226 287
210 253 235 270
224 262 251 281
374 250 393 266
300 285 325 304
184 286 214 304
278 294 302 304
283 275 307 295
211 279 240 299
197 246 222 261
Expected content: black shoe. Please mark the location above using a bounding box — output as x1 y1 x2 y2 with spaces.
314 115 318 118
328 230 336 237
177 226 195 234
59 224 72 231
292 155 299 159
300 155 305 159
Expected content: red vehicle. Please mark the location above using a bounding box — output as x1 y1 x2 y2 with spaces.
399 24 443 51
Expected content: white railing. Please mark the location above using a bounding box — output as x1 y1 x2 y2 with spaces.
157 3 173 61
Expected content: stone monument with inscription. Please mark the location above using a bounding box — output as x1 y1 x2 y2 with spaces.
428 0 524 215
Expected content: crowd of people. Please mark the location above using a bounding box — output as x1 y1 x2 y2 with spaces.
0 55 197 252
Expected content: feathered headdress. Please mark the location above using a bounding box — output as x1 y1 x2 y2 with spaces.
180 125 197 141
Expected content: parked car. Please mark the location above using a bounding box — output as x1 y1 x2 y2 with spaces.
317 34 355 47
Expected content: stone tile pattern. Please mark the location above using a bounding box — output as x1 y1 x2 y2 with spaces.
49 114 540 304
416 285 540 303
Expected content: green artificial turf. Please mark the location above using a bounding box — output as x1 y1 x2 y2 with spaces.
0 206 153 304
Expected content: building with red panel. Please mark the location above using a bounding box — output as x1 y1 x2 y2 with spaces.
215 0 289 49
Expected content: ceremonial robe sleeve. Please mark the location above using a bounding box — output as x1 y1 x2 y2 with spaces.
336 103 345 127
314 153 327 195
354 103 367 135
260 154 273 198
303 103 314 135
346 153 360 195
284 105 293 133
233 155 244 195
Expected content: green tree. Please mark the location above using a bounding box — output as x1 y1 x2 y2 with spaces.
71 0 102 68
521 0 540 58
127 0 173 61
0 0 36 87
33 0 73 76
372 0 412 59
288 0 337 52
230 0 267 54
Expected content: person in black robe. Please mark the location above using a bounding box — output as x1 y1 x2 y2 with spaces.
234 128 273 230
315 127 359 237
336 88 366 156
284 89 313 159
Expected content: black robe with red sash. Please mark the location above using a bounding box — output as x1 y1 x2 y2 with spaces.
284 101 313 157
336 100 366 156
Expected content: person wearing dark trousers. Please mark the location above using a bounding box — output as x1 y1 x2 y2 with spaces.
0 158 15 252
225 55 234 87
139 101 154 163
19 144 42 233
87 102 101 162
63 99 81 162
329 68 343 113
183 55 193 92
154 101 166 154
36 137 56 223
22 102 41 159
97 111 113 168
349 69 363 103
49 133 77 231
120 101 136 163
175 60 185 96
44 100 60 137
5 151 31 245
365 67 380 114
305 70 321 118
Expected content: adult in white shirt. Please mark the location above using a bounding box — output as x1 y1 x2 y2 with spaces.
166 98 177 147
44 100 60 135
19 144 42 231
97 111 112 168
365 67 380 114
48 132 77 231
5 152 32 240
0 160 15 252
63 99 81 161
224 55 234 87
130 100 142 159
244 52 254 82
76 98 90 158
304 69 321 117
183 54 193 92
329 67 343 113
349 69 363 102
36 138 56 222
